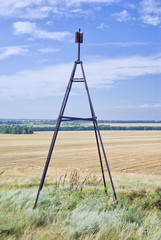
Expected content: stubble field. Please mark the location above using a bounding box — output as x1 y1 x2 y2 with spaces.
0 131 161 240
0 131 161 182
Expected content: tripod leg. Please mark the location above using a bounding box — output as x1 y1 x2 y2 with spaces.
80 63 117 202
80 63 108 193
93 120 107 192
33 62 78 209
33 118 61 209
95 122 118 203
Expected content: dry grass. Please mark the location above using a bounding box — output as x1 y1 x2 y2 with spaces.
0 131 161 183
0 176 161 240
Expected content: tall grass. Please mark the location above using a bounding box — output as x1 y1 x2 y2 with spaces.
0 173 161 240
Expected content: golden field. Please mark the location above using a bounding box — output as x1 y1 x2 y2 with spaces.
0 131 161 182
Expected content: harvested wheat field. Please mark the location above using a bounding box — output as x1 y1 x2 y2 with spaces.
0 131 161 182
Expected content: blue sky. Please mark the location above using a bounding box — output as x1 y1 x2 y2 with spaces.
0 0 161 120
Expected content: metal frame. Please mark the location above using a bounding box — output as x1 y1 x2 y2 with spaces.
33 31 117 209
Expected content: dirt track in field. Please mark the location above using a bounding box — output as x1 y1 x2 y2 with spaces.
0 131 161 181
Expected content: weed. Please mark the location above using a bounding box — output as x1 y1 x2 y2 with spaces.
0 175 161 240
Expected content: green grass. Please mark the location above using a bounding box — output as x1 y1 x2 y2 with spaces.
0 175 161 240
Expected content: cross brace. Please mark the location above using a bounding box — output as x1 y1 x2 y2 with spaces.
61 116 94 121
33 61 117 208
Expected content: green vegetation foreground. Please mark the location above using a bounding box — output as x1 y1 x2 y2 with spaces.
0 174 161 240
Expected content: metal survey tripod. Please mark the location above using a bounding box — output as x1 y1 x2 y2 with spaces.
33 29 117 208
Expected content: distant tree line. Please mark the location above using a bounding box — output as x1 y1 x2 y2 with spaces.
0 125 33 134
33 125 161 131
97 120 161 123
0 119 161 125
0 119 57 125
1 124 161 134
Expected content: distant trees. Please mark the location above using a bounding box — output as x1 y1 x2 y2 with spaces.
32 125 161 131
0 120 161 134
0 125 33 134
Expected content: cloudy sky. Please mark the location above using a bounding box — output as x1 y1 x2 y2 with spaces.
0 0 161 120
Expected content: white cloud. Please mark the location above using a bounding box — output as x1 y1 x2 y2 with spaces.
0 0 122 18
0 63 71 100
4 0 161 28
141 15 161 26
88 42 158 47
45 20 54 25
69 7 90 15
0 54 160 100
96 22 108 30
112 9 130 22
13 22 35 35
19 6 54 19
126 3 136 10
85 54 161 88
66 0 121 4
0 1 53 17
94 6 102 11
13 21 71 41
115 104 161 109
39 48 60 53
0 46 28 60
140 0 161 26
